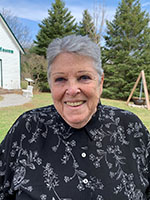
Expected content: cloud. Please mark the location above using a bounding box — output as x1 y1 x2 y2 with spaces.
0 1 48 21
0 0 90 22
0 0 118 25
0 0 117 23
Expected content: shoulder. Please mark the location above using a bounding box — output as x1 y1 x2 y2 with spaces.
0 105 60 156
21 104 56 119
97 104 149 136
96 104 150 150
13 104 57 126
98 104 141 122
1 105 59 144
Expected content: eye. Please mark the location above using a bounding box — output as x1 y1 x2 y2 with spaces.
55 77 66 82
79 75 91 81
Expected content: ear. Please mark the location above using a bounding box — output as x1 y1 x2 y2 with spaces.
99 73 104 96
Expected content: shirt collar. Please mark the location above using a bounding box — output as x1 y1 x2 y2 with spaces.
84 103 103 140
53 103 103 140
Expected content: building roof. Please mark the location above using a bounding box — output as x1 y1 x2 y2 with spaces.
0 13 25 54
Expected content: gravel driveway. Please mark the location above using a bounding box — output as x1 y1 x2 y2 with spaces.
0 94 31 108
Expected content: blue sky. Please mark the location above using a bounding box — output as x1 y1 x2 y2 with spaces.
0 0 150 43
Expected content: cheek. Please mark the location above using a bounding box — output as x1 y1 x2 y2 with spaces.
85 84 101 99
51 87 62 102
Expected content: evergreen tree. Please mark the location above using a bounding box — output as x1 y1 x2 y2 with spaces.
33 0 77 57
78 9 100 44
103 0 150 100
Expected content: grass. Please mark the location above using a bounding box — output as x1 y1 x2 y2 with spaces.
0 93 150 142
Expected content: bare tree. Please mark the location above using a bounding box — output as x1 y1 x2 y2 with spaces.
92 0 105 45
1 8 32 48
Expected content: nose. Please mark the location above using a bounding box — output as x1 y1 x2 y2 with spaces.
66 80 80 96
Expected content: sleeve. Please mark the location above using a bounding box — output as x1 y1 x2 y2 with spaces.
146 129 150 199
0 142 6 200
133 116 150 199
0 115 24 200
0 133 13 199
122 110 150 199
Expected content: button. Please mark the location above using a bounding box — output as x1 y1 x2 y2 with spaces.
83 178 88 184
81 152 86 158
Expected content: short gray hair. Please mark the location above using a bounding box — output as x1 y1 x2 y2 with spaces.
47 34 103 84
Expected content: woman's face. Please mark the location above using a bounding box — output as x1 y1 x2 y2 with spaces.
50 52 104 129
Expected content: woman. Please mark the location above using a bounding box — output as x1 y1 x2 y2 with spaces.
0 35 150 200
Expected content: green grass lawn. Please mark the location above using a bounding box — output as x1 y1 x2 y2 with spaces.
0 93 150 142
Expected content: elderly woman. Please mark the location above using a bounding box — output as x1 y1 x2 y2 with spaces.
0 35 150 200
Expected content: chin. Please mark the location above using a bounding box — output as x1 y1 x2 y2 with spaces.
67 122 85 129
65 116 90 129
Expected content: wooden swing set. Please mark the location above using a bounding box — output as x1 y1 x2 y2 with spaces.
126 70 150 110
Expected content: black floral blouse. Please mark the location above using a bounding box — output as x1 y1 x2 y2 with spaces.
0 104 150 200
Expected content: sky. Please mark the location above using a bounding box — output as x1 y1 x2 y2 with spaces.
0 0 150 44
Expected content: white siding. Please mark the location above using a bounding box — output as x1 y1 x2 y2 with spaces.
0 18 21 89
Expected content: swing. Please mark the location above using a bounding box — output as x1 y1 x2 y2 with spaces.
132 79 145 105
126 70 150 110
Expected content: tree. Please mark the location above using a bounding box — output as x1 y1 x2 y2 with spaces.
102 0 150 100
92 0 105 45
21 50 49 92
1 8 32 48
78 9 100 44
78 0 105 46
33 0 77 57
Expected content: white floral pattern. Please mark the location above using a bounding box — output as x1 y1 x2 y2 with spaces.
0 104 150 200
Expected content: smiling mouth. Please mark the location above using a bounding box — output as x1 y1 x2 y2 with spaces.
65 101 86 107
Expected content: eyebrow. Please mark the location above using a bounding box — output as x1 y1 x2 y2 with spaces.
51 72 65 76
77 70 94 73
76 70 96 75
51 70 95 76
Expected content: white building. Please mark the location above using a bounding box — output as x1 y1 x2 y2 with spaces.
0 14 24 89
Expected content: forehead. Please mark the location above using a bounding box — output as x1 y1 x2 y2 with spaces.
51 52 96 73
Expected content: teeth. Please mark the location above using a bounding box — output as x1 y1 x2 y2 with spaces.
66 101 84 106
